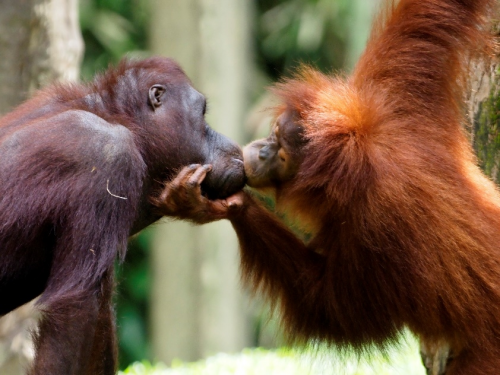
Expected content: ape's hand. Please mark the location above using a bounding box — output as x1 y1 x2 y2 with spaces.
152 164 244 224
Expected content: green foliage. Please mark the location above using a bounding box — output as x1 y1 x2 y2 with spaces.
119 337 425 375
255 0 352 79
79 0 149 80
115 232 153 369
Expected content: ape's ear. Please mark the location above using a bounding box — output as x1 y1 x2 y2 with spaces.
148 84 167 110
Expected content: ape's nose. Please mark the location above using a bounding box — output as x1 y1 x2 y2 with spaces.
258 146 270 160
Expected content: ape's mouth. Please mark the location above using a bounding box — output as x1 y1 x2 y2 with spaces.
201 161 246 200
241 145 276 188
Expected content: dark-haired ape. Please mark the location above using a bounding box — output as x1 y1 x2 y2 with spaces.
156 0 500 374
0 57 245 375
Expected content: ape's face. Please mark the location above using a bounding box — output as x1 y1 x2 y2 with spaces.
142 64 246 199
243 109 305 188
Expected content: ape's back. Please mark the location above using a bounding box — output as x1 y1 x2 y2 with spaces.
240 0 500 372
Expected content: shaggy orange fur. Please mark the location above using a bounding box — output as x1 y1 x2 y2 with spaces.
229 0 500 373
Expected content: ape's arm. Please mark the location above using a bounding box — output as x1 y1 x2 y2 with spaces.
153 171 331 342
0 109 146 374
352 0 493 127
229 192 336 342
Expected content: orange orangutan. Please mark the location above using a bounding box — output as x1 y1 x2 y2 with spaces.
154 0 500 373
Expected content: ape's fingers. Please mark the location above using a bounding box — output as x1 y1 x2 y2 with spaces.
225 191 245 209
187 164 212 189
171 164 200 186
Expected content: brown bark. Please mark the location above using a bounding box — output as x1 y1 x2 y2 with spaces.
0 1 82 373
468 58 500 183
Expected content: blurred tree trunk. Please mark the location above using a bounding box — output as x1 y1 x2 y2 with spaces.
0 1 83 373
148 0 254 364
468 58 500 183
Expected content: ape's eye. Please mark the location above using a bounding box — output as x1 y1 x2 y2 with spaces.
202 101 208 116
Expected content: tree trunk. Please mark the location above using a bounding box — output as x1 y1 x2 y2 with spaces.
0 1 83 373
468 58 500 183
149 0 254 364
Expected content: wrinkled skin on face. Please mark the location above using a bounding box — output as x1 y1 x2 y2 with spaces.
144 79 246 201
243 110 306 188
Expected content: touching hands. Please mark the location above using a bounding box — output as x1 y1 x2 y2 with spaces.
152 164 244 224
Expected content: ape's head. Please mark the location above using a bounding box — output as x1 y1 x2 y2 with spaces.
243 109 305 189
107 57 246 199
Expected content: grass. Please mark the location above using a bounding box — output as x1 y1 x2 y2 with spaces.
120 334 426 375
